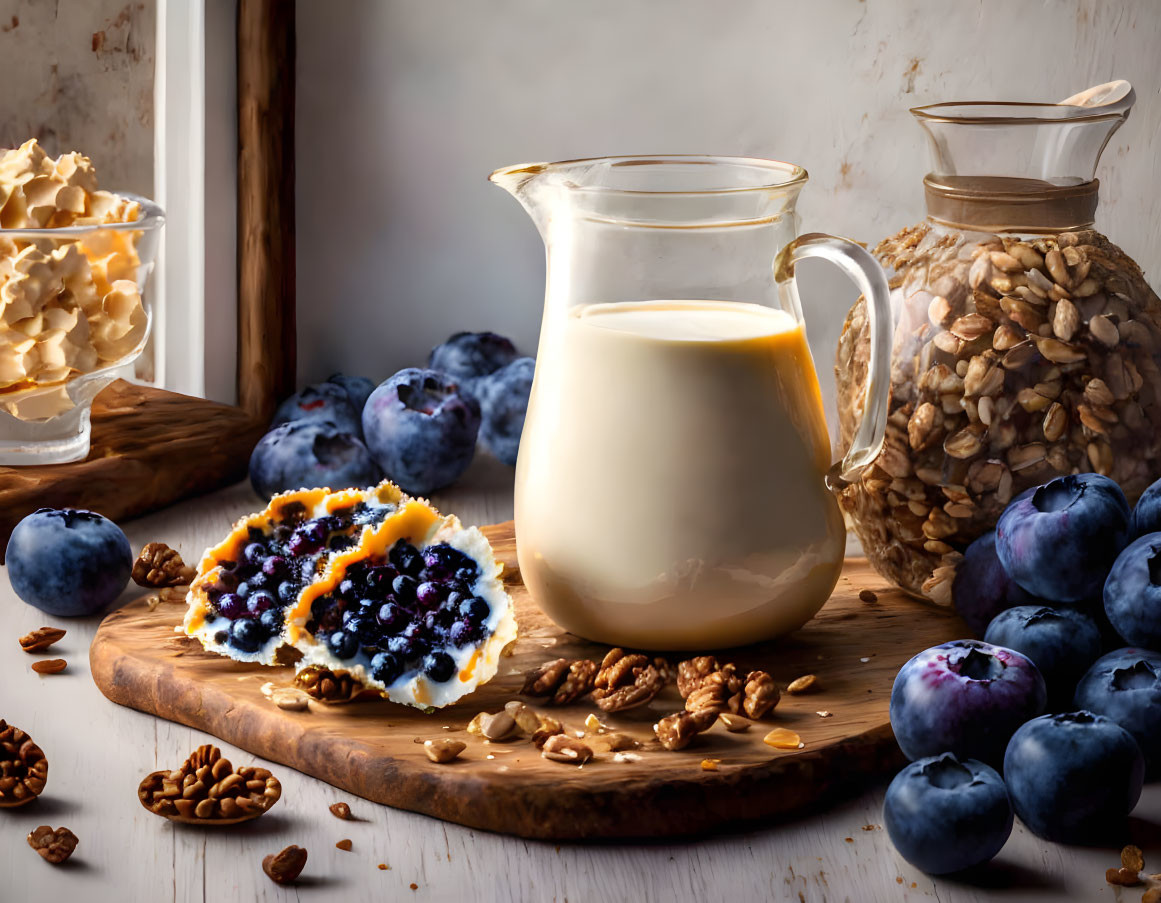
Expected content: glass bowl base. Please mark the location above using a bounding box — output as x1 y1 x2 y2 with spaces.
0 405 92 465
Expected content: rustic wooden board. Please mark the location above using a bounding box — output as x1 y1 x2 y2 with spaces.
90 522 969 840
0 380 266 556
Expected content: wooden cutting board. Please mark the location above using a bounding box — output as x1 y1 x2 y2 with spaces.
90 522 968 840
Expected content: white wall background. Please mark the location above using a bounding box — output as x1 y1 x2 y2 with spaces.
308 1 1156 428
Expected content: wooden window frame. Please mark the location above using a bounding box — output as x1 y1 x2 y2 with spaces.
0 0 295 548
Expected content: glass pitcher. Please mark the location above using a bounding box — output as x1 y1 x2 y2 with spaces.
834 82 1161 605
491 155 893 649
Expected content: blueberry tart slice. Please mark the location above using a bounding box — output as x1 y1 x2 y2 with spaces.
183 483 408 663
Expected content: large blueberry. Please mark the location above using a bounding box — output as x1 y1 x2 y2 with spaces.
1003 711 1144 842
475 356 534 467
7 508 132 616
995 473 1130 603
983 606 1102 708
952 531 1041 636
1103 533 1161 649
883 753 1012 875
325 373 376 414
427 331 519 385
249 420 382 499
890 640 1046 766
1074 647 1161 776
362 368 481 495
1131 475 1161 538
271 381 362 434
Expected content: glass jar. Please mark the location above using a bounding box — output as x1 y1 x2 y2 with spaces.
834 94 1161 604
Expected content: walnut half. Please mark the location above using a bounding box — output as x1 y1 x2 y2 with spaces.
591 648 666 713
133 542 196 588
654 710 716 751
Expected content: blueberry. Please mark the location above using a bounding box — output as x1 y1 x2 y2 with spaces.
326 373 377 414
1103 533 1161 648
389 540 423 576
422 543 474 580
455 565 478 585
327 630 359 660
246 590 276 615
371 651 404 685
459 596 490 623
1003 711 1144 842
277 581 298 605
1074 648 1161 775
995 473 1130 603
449 619 483 647
951 531 1042 636
287 521 328 557
249 420 383 500
427 331 519 384
242 542 266 568
475 356 534 467
363 565 395 596
883 753 1012 875
6 508 132 617
983 606 1102 707
271 381 362 434
259 608 284 634
890 640 1047 766
262 555 289 579
338 577 358 599
386 635 419 661
1131 475 1161 537
392 574 418 601
416 581 445 609
344 615 378 644
229 618 264 652
362 368 481 495
422 651 457 683
377 602 407 633
216 593 246 619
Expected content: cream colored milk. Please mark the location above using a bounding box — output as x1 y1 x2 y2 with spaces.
515 299 846 650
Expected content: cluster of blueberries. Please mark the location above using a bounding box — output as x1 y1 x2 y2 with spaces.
249 332 534 499
885 471 1161 875
303 538 491 687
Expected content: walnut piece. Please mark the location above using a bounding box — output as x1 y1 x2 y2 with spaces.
655 710 716 751
743 670 780 719
592 647 666 712
294 666 366 704
132 542 196 587
138 745 281 822
329 801 353 820
27 826 78 864
530 715 564 748
424 739 466 763
0 720 48 807
1123 845 1145 873
540 734 593 765
520 657 599 705
676 656 719 697
263 845 308 885
19 626 66 653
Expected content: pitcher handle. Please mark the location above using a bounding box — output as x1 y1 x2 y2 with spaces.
775 232 893 492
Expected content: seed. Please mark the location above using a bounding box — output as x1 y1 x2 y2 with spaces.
1120 319 1154 349
928 295 952 327
992 323 1026 351
1000 296 1043 331
977 396 995 426
1077 404 1109 434
969 254 993 289
1045 248 1070 287
700 759 721 771
763 728 803 750
271 689 309 711
1008 242 1044 271
1053 298 1079 341
1008 443 1046 471
336 839 353 852
1084 378 1115 406
949 313 993 341
989 250 1023 272
1061 245 1083 267
907 402 939 451
1042 403 1066 441
1073 277 1100 297
932 331 963 354
478 711 517 741
944 427 982 459
1025 267 1054 295
1032 335 1086 364
718 714 752 732
31 659 66 675
1001 343 1037 370
423 739 466 764
504 700 542 734
787 674 818 694
1087 440 1114 475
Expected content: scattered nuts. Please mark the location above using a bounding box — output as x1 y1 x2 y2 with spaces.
504 700 541 734
583 713 603 733
31 659 67 675
742 670 780 719
329 801 353 820
817 710 833 718
138 745 281 824
424 739 466 763
0 720 48 807
470 711 518 741
1123 845 1145 873
133 542 196 587
270 688 310 711
654 710 716 751
676 656 720 697
786 674 818 694
700 758 721 771
1106 866 1141 887
263 845 307 885
27 826 77 864
592 647 665 712
763 728 804 750
858 589 878 603
540 734 593 765
587 731 640 753
336 839 353 852
19 627 66 653
718 713 751 733
520 657 599 705
294 666 366 704
530 715 564 748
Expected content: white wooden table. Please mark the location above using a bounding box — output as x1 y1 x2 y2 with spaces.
1 454 1156 902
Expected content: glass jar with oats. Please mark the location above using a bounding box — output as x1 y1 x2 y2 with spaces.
834 83 1161 604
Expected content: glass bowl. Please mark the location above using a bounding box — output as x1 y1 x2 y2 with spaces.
0 194 164 465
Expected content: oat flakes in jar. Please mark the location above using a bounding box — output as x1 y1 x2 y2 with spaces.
834 81 1161 604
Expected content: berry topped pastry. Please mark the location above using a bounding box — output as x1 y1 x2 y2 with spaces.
183 480 517 709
